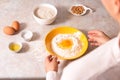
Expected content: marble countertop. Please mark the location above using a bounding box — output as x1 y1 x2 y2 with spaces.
0 0 120 79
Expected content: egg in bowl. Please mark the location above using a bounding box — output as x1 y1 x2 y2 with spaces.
52 32 82 58
45 26 88 60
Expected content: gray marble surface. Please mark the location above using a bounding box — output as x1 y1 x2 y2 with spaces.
0 0 120 80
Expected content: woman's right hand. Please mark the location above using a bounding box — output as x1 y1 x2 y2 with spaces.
45 55 60 73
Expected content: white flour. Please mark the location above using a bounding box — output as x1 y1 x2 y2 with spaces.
36 6 55 19
51 32 82 58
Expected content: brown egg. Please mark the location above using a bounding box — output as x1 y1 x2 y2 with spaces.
3 26 15 35
11 21 20 31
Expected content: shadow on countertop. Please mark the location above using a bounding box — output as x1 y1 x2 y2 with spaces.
52 6 72 25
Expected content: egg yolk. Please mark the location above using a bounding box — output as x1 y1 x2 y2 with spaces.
10 43 21 51
57 39 73 49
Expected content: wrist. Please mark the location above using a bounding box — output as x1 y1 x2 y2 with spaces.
46 69 58 73
46 71 59 80
47 70 57 73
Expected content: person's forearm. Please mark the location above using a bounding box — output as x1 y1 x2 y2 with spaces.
46 71 60 80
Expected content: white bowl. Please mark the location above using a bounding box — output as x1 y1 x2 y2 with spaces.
33 3 57 25
21 30 33 41
9 42 22 53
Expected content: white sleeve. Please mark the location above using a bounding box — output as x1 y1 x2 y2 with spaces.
112 35 120 62
46 71 60 80
60 37 120 80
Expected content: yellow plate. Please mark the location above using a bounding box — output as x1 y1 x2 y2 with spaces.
45 26 88 60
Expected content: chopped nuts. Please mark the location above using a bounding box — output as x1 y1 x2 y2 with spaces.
71 6 85 14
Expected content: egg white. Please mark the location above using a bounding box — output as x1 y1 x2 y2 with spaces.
51 32 82 58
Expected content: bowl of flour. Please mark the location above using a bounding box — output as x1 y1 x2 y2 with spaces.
33 3 57 25
45 26 88 60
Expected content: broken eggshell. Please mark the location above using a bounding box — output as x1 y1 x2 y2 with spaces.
21 30 33 41
69 4 93 16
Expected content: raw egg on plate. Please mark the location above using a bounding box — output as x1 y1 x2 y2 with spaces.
57 39 73 49
51 33 82 58
45 26 88 60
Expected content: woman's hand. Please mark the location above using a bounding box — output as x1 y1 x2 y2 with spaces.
45 55 60 72
88 30 110 46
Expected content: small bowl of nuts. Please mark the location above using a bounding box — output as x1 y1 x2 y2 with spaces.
69 4 93 16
